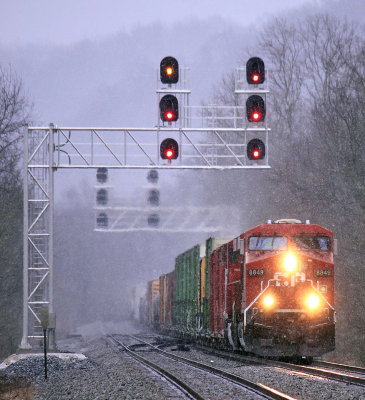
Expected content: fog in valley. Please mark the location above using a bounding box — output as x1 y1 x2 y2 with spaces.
1 0 365 364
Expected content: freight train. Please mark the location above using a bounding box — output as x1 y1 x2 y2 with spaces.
137 219 335 359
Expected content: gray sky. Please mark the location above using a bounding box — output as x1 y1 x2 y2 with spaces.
1 0 314 45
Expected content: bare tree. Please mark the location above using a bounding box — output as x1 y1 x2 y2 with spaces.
0 65 31 358
194 13 365 363
0 65 31 189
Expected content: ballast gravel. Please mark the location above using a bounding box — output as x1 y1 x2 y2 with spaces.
0 337 176 400
165 345 365 400
1 333 365 400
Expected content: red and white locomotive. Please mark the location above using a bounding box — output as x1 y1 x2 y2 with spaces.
141 219 335 359
210 219 335 357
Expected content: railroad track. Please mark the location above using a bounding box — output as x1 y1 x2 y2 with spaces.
312 360 365 375
116 334 298 400
193 343 365 388
107 334 204 400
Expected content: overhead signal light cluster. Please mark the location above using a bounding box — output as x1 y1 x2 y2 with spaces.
245 56 267 163
96 168 109 228
159 56 180 161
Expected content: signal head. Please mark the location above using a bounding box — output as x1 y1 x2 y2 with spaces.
246 95 266 123
160 94 179 123
96 212 108 228
148 189 160 206
246 57 265 84
247 138 265 160
160 56 179 84
96 167 108 184
96 188 108 205
160 138 179 160
147 213 159 227
147 169 159 183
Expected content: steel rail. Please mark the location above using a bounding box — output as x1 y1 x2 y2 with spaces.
195 345 365 387
106 335 205 400
129 335 297 400
312 360 365 375
288 363 365 386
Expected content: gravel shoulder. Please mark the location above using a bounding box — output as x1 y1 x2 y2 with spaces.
0 336 176 400
2 332 365 400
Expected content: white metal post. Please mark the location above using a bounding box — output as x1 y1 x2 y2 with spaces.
20 125 31 349
48 124 56 349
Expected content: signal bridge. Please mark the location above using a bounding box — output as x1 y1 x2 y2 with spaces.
21 56 270 349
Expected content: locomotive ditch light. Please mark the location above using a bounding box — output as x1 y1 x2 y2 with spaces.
306 294 320 309
284 253 296 272
263 295 275 308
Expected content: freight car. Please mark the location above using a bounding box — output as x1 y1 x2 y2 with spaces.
146 279 160 329
129 284 147 324
143 219 335 360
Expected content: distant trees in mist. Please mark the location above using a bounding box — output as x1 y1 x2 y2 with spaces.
195 13 365 364
0 66 31 358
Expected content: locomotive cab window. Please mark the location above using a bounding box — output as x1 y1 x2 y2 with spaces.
292 235 331 251
248 236 287 251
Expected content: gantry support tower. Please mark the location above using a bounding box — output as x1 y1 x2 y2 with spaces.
22 124 56 349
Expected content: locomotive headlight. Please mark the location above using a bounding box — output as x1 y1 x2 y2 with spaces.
284 254 296 272
263 295 274 308
306 294 320 309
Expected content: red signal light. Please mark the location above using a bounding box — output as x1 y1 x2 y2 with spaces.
165 149 174 159
246 57 265 84
160 138 179 160
160 94 178 122
247 138 265 160
252 112 260 121
246 95 265 123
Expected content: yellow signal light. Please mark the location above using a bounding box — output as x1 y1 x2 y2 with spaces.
284 254 296 272
166 67 173 75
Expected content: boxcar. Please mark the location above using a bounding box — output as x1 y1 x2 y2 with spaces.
173 244 205 335
130 284 147 323
209 236 243 345
202 237 234 336
146 279 160 329
159 271 174 330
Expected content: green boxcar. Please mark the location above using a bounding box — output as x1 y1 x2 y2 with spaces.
202 237 233 335
173 244 205 334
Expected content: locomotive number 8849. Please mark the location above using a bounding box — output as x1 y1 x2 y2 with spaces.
142 219 336 360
